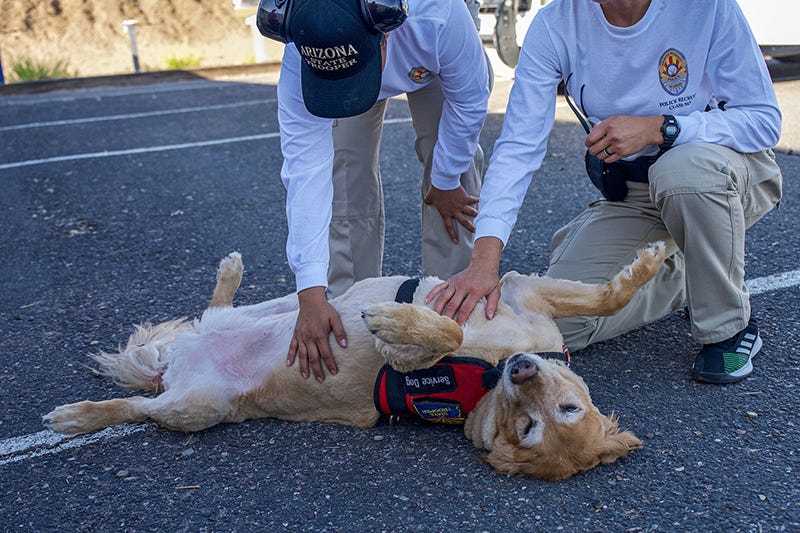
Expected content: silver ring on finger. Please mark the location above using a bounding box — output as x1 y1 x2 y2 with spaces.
603 147 613 157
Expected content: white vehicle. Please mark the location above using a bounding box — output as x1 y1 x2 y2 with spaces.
483 0 800 67
738 0 800 60
478 0 550 66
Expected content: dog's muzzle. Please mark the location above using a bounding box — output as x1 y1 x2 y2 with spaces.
506 353 539 385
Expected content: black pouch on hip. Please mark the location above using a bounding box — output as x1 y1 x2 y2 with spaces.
563 76 630 202
585 151 628 202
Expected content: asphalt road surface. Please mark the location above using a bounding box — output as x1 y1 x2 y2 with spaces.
1 51 799 532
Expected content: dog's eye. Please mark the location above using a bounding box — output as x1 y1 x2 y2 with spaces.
523 418 537 434
560 404 581 414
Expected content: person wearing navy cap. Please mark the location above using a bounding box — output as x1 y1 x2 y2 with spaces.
257 0 489 382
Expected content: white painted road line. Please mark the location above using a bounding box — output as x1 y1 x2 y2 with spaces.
0 268 797 467
0 132 280 170
0 99 276 132
0 425 147 467
747 268 800 295
0 118 414 171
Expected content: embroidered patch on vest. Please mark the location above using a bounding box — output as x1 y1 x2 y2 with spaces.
411 399 465 424
658 48 688 96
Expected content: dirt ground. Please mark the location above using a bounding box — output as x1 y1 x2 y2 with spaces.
0 0 259 79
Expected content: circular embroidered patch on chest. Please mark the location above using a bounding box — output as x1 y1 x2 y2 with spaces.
658 48 688 96
408 67 434 83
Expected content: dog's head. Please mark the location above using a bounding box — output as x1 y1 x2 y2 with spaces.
465 352 642 481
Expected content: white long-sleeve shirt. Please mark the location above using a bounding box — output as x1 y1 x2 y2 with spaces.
475 0 782 245
277 0 490 292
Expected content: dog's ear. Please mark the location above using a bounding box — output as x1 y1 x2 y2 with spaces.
484 440 524 476
596 414 643 465
485 440 576 481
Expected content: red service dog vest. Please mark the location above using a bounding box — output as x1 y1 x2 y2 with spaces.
373 356 503 424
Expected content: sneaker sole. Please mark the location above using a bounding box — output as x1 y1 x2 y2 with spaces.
692 334 762 384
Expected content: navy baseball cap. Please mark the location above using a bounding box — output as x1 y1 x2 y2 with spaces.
288 0 383 119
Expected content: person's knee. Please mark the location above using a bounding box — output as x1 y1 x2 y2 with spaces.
555 316 597 352
649 143 740 204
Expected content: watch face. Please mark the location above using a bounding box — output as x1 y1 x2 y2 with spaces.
665 124 679 137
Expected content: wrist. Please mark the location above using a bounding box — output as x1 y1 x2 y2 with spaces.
298 286 328 305
652 115 666 146
472 237 503 269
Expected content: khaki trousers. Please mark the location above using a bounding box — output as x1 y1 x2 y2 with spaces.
327 78 486 297
546 143 782 350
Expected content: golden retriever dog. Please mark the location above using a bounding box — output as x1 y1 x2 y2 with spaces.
44 242 666 480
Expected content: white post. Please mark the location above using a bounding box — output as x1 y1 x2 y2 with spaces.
245 15 268 63
122 19 141 73
244 14 285 63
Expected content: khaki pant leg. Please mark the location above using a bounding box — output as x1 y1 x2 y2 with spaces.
328 99 388 298
545 188 686 351
742 148 783 227
650 143 782 343
406 78 484 279
547 144 781 350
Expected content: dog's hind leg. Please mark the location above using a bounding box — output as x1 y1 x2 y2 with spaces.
208 252 243 308
206 252 300 317
91 251 243 394
530 241 667 318
361 302 463 371
44 389 232 435
44 397 153 434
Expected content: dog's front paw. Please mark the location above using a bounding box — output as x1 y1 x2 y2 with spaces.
362 302 463 362
361 302 405 342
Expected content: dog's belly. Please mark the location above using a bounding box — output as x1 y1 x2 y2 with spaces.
163 313 291 396
152 280 409 428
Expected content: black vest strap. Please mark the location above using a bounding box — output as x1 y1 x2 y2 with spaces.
394 278 421 304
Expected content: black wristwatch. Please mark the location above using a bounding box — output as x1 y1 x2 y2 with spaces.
659 115 680 151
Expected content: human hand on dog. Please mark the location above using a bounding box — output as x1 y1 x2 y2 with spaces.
426 237 503 325
585 115 664 163
423 185 479 244
288 286 345 382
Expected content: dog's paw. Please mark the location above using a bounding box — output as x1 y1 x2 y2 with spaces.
363 302 463 359
637 241 666 264
376 341 443 372
628 241 666 281
217 252 243 282
43 403 93 435
361 302 405 340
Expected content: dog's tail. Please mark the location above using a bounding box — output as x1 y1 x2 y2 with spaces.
91 318 192 393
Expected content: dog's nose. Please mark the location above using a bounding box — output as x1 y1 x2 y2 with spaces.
509 355 539 384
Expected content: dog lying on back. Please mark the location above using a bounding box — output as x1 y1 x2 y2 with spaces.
44 242 666 480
